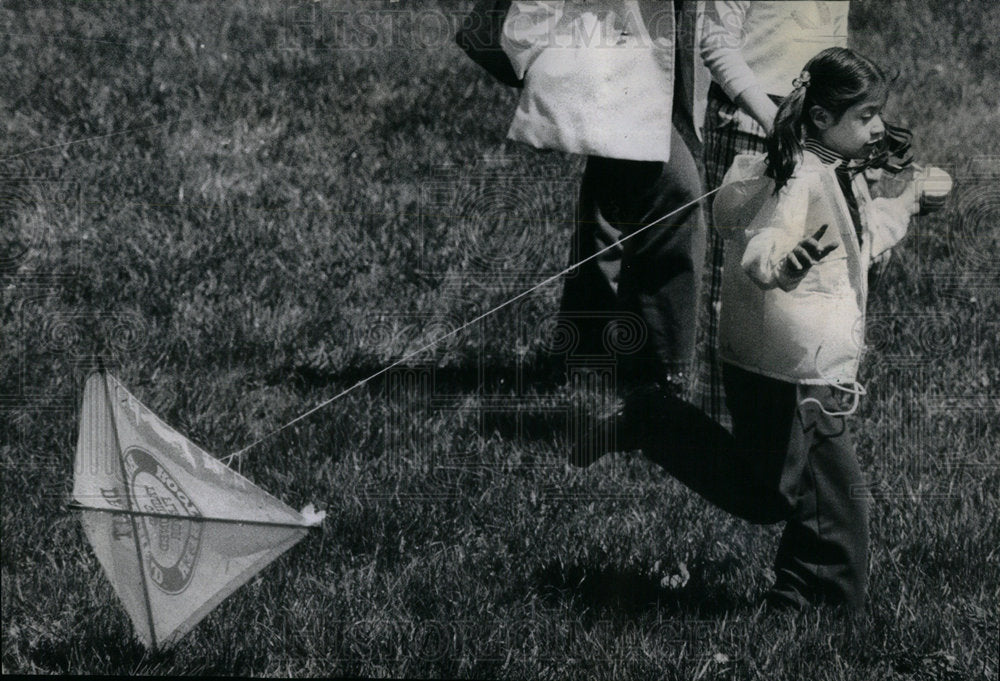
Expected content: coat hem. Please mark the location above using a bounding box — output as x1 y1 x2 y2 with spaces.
719 357 858 387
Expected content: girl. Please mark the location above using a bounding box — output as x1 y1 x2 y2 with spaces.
695 1 850 429
632 47 948 610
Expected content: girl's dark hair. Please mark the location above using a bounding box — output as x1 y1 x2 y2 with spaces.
766 47 912 192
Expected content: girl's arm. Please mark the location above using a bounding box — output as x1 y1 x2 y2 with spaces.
865 170 927 259
867 193 916 260
866 167 951 259
740 174 812 291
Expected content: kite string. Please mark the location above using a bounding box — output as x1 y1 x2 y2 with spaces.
222 186 723 465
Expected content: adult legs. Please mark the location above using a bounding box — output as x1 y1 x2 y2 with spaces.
558 162 625 359
559 126 705 390
615 126 706 389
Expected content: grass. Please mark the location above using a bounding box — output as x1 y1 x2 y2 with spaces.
2 0 999 678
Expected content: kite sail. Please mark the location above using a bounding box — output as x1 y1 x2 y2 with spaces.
71 371 324 651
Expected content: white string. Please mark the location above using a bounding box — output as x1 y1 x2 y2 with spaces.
798 381 867 418
222 186 723 464
797 345 868 418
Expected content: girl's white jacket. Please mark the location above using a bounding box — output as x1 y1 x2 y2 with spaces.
714 151 918 385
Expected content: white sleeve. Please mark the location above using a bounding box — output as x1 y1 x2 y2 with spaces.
856 172 917 259
866 195 917 259
741 174 811 291
700 1 757 102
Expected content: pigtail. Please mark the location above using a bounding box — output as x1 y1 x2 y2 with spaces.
765 84 808 193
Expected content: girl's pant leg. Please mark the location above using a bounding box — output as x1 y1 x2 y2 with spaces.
721 364 804 522
768 386 870 610
642 364 870 607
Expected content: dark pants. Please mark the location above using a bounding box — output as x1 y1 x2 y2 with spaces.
634 363 869 609
558 125 706 388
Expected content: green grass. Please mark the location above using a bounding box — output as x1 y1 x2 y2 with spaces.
2 0 999 677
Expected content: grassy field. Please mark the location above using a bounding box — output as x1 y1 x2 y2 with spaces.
2 0 999 678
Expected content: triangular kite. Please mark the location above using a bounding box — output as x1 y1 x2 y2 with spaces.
71 371 324 651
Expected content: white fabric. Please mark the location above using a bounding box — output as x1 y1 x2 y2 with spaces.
74 372 318 650
502 1 710 162
713 152 915 384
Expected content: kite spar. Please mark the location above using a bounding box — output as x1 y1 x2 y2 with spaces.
70 371 325 651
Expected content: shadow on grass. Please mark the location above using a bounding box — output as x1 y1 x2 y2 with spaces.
478 408 574 444
279 352 572 395
27 634 167 674
26 639 74 673
533 558 752 620
282 353 586 444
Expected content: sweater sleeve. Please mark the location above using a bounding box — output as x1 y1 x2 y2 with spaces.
741 174 812 291
700 1 756 102
864 181 919 260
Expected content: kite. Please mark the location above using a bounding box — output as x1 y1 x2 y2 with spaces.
64 187 724 652
70 371 325 651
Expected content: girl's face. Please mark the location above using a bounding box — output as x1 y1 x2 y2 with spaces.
812 96 886 160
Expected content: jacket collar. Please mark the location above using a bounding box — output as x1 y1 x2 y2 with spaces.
803 138 847 167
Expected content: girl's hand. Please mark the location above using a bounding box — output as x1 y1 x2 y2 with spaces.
781 224 839 278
